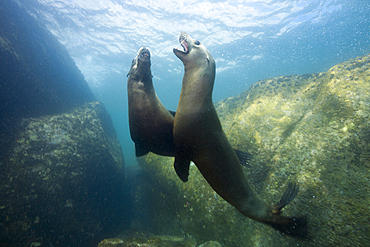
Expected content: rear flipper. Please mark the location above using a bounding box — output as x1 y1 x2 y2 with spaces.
273 182 299 214
267 215 308 238
233 149 253 168
265 182 308 238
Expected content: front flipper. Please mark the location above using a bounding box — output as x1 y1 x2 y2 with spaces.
135 143 150 157
168 110 176 117
174 156 191 182
233 149 253 168
265 182 308 238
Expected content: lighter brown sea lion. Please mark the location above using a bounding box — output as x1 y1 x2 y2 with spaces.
173 32 307 237
127 47 253 168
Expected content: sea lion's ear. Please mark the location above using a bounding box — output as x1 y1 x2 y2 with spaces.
127 72 130 77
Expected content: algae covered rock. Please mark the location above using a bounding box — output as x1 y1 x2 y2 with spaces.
134 53 370 246
98 230 197 247
0 102 126 246
198 241 223 247
98 238 125 247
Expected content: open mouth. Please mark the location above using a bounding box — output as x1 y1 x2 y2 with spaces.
139 52 150 61
139 48 150 61
179 34 189 54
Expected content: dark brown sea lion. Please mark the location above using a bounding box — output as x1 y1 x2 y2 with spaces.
127 47 253 168
127 47 175 157
173 32 308 237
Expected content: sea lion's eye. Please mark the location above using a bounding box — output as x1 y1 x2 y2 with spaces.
195 40 201 45
132 59 135 63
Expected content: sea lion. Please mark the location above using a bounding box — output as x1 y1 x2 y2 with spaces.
173 32 307 237
127 47 253 167
127 47 175 157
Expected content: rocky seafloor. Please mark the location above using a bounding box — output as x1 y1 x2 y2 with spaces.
118 53 370 246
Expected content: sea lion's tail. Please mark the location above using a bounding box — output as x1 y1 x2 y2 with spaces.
264 182 308 238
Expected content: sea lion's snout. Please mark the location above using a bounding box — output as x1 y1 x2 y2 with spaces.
138 47 151 62
140 52 149 60
127 47 151 78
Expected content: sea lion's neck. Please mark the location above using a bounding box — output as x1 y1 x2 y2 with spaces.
128 67 155 95
180 65 215 107
137 64 152 83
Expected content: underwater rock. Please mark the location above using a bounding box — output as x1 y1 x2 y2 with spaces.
198 241 223 247
0 102 126 246
98 238 126 247
0 0 95 157
0 1 95 119
134 53 370 246
98 230 197 247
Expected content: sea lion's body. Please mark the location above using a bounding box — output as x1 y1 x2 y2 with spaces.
127 47 175 157
127 47 253 169
173 32 307 237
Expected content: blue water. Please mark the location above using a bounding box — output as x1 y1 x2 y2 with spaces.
18 0 370 166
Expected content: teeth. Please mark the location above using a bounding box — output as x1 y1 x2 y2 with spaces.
177 34 188 53
181 40 188 53
139 52 150 61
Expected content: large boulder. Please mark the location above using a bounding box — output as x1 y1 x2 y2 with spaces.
0 102 126 246
0 1 128 246
134 53 370 246
0 0 95 135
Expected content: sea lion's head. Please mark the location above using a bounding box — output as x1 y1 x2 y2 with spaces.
127 47 152 80
173 32 215 72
